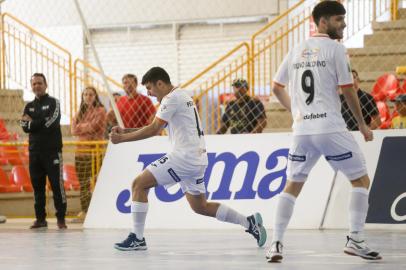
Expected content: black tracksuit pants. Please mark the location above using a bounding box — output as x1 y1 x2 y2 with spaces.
29 151 67 221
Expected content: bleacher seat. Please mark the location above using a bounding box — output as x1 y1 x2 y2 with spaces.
10 165 33 192
63 164 80 191
0 166 22 192
371 74 399 101
0 145 24 166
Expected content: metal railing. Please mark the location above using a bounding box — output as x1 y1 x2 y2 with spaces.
181 42 250 134
0 13 73 118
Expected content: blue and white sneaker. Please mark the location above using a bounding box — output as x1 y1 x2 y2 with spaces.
245 212 267 247
114 233 147 251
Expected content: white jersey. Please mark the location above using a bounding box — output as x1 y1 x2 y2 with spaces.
156 88 208 166
274 34 353 135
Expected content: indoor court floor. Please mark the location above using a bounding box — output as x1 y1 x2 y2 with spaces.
0 219 405 270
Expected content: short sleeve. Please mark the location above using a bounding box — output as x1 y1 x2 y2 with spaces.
335 44 353 87
156 94 178 122
273 53 289 86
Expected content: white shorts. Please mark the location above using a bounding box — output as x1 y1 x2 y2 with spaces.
287 131 367 182
146 154 207 195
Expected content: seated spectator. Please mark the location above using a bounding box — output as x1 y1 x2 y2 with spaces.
107 74 156 128
340 69 381 130
391 94 406 129
71 86 106 223
216 78 267 134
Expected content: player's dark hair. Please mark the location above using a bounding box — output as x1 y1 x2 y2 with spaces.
141 67 171 85
312 1 346 26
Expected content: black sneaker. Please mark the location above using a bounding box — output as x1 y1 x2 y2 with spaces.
30 220 48 229
245 213 267 247
57 220 67 230
114 233 147 251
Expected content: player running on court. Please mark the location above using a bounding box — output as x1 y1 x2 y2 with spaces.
111 67 266 251
266 1 381 262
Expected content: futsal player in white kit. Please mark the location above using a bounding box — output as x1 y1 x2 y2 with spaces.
111 67 266 251
265 1 381 262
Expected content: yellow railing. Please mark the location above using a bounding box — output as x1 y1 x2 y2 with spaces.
0 140 107 190
251 0 311 97
0 13 73 119
73 58 124 113
0 13 125 122
0 0 402 133
181 42 250 134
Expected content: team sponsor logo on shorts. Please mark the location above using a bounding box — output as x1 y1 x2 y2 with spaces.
288 154 306 162
168 168 181 182
325 152 352 161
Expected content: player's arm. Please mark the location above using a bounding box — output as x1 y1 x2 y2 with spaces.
272 82 291 112
272 53 291 111
110 117 165 144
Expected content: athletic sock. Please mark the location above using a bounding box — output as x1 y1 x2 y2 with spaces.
215 204 250 229
272 192 296 243
131 201 149 239
349 187 369 242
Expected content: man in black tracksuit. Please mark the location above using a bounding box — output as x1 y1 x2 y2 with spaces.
20 73 67 229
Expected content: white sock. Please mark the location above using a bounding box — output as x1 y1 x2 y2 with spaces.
272 192 296 243
215 204 250 229
349 187 369 241
131 201 149 239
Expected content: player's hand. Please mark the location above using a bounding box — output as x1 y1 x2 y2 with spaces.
359 123 373 142
21 114 32 121
109 131 124 144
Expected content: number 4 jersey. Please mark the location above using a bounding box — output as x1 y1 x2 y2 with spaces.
156 88 208 166
274 34 353 135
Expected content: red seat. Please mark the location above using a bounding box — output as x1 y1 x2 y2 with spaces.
63 164 80 191
371 74 399 101
0 167 22 192
10 165 33 192
0 145 24 165
219 93 235 104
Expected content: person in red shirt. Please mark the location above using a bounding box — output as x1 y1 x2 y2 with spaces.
107 74 156 128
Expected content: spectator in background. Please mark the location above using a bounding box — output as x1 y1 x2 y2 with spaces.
391 94 406 129
216 78 267 134
340 69 381 130
107 74 156 128
113 92 121 103
20 73 67 229
71 86 106 223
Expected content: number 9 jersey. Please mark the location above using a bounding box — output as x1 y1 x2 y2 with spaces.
156 88 208 166
273 34 353 135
